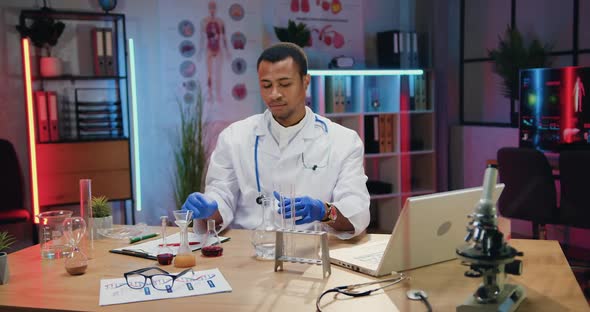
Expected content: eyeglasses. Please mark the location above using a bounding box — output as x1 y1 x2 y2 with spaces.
124 267 194 291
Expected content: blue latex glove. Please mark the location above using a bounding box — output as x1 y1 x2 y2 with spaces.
181 192 218 219
274 191 325 225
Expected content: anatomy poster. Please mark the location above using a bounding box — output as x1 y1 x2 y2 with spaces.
270 0 365 69
158 0 264 122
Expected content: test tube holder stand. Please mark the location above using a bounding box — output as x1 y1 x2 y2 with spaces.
274 229 331 278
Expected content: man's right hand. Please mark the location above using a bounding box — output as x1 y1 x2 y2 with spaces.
181 192 218 219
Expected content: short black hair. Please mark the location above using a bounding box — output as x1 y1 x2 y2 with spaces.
256 42 308 77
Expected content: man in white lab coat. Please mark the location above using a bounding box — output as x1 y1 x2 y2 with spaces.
183 42 370 239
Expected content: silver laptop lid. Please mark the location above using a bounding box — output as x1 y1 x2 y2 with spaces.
375 184 505 275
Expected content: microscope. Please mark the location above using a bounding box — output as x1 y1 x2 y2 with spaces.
456 164 526 312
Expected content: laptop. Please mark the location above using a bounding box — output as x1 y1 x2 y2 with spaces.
330 184 505 277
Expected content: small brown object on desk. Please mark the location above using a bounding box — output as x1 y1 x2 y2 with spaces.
0 228 587 311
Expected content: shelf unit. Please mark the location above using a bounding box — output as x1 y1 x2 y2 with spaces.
308 69 436 232
19 9 136 223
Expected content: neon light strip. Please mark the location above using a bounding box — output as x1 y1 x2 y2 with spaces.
308 69 423 76
128 39 142 212
21 38 40 223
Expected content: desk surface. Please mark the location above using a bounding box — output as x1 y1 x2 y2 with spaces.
0 229 588 312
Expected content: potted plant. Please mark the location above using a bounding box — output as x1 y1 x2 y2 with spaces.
91 195 113 237
16 5 66 77
274 19 311 48
488 25 552 125
0 232 15 285
173 84 208 210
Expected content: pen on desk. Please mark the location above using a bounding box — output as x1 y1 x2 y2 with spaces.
158 242 199 247
120 249 151 258
129 233 159 244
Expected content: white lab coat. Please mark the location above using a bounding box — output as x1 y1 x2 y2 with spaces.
205 107 370 239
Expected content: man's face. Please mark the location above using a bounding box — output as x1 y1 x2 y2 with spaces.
258 57 310 127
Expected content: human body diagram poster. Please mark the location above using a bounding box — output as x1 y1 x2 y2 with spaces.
99 268 232 305
158 0 263 122
270 0 365 68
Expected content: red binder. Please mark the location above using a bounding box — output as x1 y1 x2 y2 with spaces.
35 91 50 143
92 28 106 75
47 91 59 141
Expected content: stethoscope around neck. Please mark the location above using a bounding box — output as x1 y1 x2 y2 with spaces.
255 115 328 205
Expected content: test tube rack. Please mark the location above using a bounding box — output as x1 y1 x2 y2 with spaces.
274 229 331 278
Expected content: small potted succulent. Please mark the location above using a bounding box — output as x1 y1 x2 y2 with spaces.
0 232 16 284
16 5 66 77
91 195 113 238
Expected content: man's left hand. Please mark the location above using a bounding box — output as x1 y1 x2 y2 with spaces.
274 191 325 225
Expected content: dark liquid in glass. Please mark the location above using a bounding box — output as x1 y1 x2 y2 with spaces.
157 253 174 265
201 245 223 257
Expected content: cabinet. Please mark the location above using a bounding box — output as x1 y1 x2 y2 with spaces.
308 69 436 232
19 10 134 222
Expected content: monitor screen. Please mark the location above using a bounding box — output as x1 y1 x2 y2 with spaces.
519 66 590 152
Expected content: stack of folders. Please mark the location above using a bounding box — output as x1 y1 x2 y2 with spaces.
364 114 394 154
92 27 117 76
325 76 353 113
377 30 420 69
34 91 60 142
77 101 123 138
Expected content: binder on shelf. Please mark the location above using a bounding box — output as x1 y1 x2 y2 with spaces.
35 91 50 143
385 114 394 152
378 114 387 153
335 76 345 113
409 75 416 110
377 30 401 68
305 82 312 108
103 28 116 76
47 91 59 141
364 115 380 154
92 28 106 75
344 76 352 112
411 32 419 68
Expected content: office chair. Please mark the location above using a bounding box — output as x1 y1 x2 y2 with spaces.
0 139 35 240
496 147 559 239
559 149 590 296
559 150 590 229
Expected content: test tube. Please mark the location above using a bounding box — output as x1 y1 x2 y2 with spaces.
79 179 94 259
289 185 296 256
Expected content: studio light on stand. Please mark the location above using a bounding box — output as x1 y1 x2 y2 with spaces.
456 164 526 312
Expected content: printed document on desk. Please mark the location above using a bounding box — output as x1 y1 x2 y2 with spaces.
110 232 229 260
99 268 232 306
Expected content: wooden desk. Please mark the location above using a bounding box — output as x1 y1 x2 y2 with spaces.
0 230 587 311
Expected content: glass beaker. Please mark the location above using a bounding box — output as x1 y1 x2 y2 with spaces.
37 210 73 259
251 197 277 260
173 210 196 268
63 217 88 275
201 219 223 257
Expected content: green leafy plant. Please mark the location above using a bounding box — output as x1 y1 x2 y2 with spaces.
16 6 65 57
173 84 207 209
91 195 112 218
274 19 311 48
0 232 15 253
488 25 552 101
